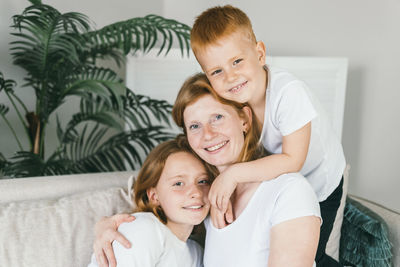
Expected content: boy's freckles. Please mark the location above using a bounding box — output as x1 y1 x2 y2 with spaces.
195 30 267 106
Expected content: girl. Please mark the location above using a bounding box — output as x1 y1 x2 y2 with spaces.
88 136 211 267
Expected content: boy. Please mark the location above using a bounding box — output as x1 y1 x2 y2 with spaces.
191 5 345 267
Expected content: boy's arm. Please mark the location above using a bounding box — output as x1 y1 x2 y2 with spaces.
209 122 311 212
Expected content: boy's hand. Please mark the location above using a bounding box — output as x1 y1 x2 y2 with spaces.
93 214 135 267
210 201 234 228
208 167 238 213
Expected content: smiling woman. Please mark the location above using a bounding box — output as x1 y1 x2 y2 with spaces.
172 73 263 171
172 73 321 267
183 94 248 170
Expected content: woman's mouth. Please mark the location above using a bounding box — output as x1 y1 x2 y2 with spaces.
204 140 228 152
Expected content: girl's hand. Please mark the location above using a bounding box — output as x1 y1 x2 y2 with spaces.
208 167 238 213
93 214 135 267
210 201 234 228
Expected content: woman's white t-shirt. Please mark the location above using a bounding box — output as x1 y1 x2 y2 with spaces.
261 66 346 201
88 212 203 267
203 173 321 267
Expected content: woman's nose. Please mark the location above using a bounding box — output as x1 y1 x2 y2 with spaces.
203 124 217 140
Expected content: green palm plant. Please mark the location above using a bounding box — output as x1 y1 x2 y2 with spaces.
0 0 191 178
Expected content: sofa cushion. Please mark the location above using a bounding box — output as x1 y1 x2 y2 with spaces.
339 197 392 266
0 186 134 267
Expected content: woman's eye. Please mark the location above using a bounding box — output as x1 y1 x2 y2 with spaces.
174 181 184 186
212 114 223 124
233 59 243 65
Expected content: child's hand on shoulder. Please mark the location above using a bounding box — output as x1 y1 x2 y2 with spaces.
210 202 234 228
208 165 238 214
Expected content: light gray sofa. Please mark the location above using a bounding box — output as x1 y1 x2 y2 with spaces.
0 168 399 267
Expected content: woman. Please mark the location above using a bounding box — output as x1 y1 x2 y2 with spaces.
94 73 321 266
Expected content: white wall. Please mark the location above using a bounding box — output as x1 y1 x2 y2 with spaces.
1 0 399 212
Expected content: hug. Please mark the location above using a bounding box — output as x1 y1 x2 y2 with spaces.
90 5 345 267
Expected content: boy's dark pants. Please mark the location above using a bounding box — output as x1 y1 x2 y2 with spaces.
316 177 343 267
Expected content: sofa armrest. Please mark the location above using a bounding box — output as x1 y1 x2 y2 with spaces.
0 171 137 203
348 195 400 267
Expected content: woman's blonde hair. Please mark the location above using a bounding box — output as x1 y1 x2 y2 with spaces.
133 135 215 223
172 73 264 169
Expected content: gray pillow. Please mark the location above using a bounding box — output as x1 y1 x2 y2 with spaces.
0 187 134 267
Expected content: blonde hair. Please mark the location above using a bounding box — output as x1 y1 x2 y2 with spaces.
133 135 215 223
172 73 263 169
191 5 257 54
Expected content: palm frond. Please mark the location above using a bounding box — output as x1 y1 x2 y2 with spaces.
3 151 73 178
0 72 17 93
57 94 122 144
64 125 175 172
0 104 9 116
3 152 43 178
0 73 29 148
63 67 125 109
0 152 9 178
0 167 7 179
11 5 90 82
28 0 42 5
123 91 173 129
81 14 191 64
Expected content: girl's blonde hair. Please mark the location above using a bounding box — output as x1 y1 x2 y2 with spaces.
133 135 215 224
172 73 264 171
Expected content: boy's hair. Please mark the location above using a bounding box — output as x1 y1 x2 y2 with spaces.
172 72 263 167
191 5 257 54
133 135 214 224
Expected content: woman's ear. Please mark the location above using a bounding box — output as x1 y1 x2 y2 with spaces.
242 106 253 133
147 188 159 205
256 41 266 65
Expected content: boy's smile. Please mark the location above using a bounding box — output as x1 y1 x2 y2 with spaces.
228 80 248 94
194 28 267 107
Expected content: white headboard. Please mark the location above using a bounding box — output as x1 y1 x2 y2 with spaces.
126 49 348 140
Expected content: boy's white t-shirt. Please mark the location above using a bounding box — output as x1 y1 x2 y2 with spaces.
87 212 203 267
203 173 321 267
261 65 346 201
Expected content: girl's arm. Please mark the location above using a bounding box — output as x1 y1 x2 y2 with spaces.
268 216 320 267
209 122 311 213
93 214 134 267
